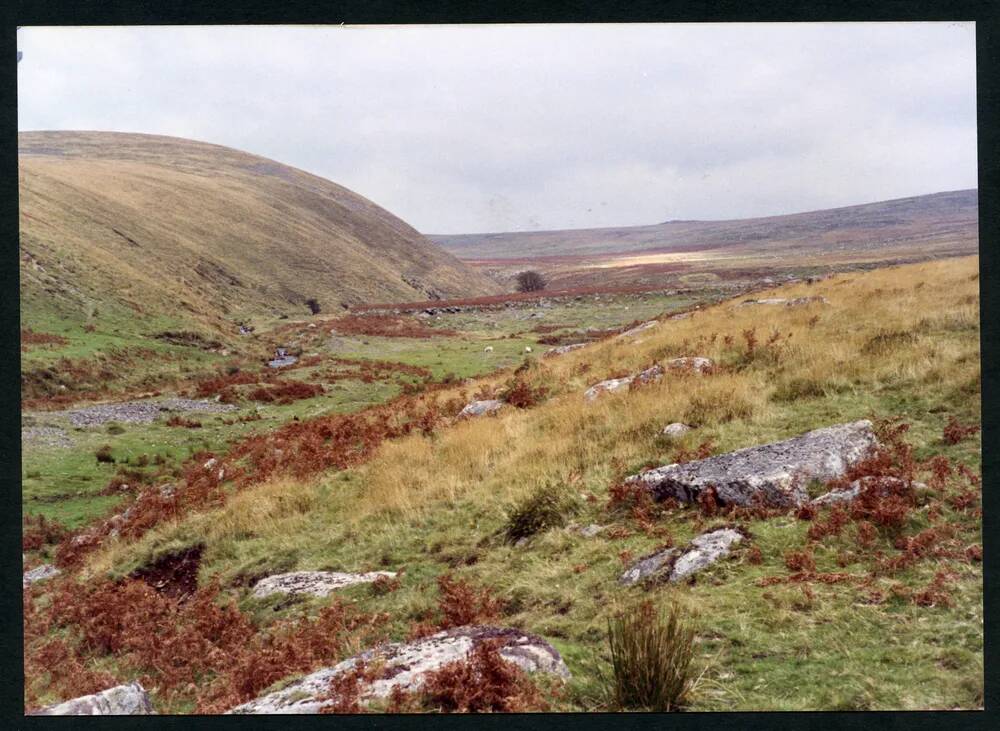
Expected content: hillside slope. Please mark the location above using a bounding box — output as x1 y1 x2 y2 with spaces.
431 189 978 261
57 256 981 713
19 131 500 332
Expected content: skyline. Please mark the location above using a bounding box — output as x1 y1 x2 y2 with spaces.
17 23 977 234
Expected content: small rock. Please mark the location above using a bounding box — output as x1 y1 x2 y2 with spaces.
579 524 605 538
252 571 398 599
635 364 665 384
620 528 744 585
459 400 504 418
544 343 587 358
666 357 714 374
584 376 633 401
34 682 155 715
618 321 658 338
661 423 692 440
23 563 60 587
811 476 928 507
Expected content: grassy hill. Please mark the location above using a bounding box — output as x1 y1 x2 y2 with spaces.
19 131 501 335
431 189 978 261
30 256 979 713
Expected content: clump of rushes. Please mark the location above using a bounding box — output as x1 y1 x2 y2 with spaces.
503 482 573 544
94 444 115 464
607 601 695 712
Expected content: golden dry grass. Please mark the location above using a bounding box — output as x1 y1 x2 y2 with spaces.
18 131 500 332
84 256 981 578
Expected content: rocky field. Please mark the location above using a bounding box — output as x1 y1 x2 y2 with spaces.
22 257 982 713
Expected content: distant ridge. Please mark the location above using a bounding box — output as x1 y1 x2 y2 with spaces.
431 189 978 260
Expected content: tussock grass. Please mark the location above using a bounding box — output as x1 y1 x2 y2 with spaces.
607 601 695 711
75 257 982 711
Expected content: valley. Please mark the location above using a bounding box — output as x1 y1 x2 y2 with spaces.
19 134 982 715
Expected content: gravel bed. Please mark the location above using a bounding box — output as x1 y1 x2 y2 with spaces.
44 398 238 428
21 426 74 449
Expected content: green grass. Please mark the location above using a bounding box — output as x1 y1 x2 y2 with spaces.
22 259 983 712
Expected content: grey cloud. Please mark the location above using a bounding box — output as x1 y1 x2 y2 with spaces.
17 22 976 233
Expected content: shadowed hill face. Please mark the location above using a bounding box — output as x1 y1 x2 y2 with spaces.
18 131 501 331
431 189 979 260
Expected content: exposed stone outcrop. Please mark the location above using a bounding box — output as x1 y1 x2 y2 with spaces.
544 343 587 357
458 399 504 418
34 682 155 715
227 626 570 714
23 563 60 587
620 528 744 585
627 420 878 507
251 571 398 599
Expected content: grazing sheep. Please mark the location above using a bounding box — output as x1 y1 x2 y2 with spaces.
524 346 533 353
484 346 494 353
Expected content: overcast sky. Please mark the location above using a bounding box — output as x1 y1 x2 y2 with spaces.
17 23 977 234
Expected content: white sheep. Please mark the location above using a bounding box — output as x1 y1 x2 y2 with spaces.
484 346 494 353
524 346 533 353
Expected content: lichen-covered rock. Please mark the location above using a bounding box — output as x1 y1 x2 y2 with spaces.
620 528 744 585
811 476 927 507
459 399 504 418
34 682 155 715
628 420 878 507
670 529 744 581
227 626 570 714
634 364 664 384
584 376 633 401
661 423 693 440
617 320 658 338
251 571 397 599
544 343 587 357
666 356 714 374
23 563 60 587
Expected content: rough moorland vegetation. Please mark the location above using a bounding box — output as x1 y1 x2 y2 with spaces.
23 257 982 713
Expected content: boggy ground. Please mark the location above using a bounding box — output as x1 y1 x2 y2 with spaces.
23 257 982 712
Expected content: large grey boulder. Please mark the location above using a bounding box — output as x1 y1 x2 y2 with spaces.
228 626 570 714
544 343 587 358
628 420 878 508
620 528 744 585
23 563 60 587
34 682 155 715
459 399 504 418
252 571 397 599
